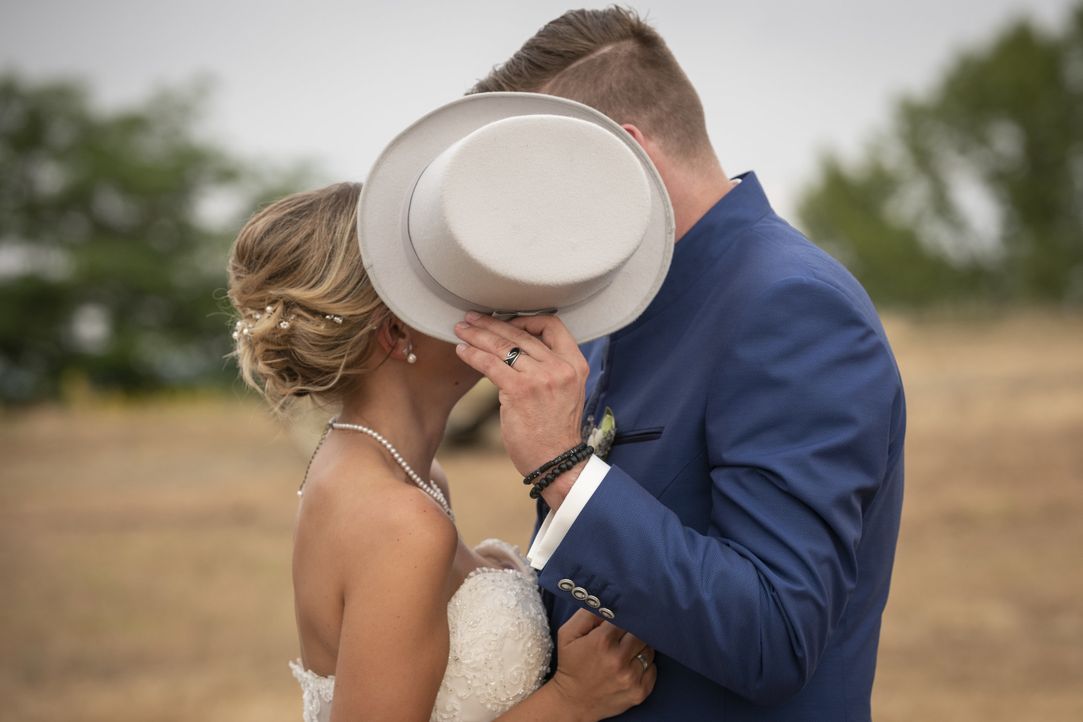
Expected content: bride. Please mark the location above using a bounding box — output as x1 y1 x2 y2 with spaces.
227 182 656 720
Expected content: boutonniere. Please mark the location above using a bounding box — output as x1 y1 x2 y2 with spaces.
583 406 617 460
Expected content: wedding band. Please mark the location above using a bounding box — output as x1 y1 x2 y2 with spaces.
635 652 650 671
503 347 522 367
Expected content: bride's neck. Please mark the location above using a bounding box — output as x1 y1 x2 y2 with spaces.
336 371 459 481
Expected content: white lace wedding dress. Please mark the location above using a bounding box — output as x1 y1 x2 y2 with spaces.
289 538 552 721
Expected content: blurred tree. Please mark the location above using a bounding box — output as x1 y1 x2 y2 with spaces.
799 2 1083 306
0 74 308 403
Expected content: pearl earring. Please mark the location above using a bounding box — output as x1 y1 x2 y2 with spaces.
406 342 417 364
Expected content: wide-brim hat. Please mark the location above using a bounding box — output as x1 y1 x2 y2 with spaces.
357 92 674 344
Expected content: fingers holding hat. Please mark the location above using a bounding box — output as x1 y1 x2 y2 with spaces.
454 313 552 368
454 340 520 385
507 314 591 382
455 312 587 371
505 313 582 358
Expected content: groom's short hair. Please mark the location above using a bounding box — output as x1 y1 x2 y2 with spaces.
470 7 713 164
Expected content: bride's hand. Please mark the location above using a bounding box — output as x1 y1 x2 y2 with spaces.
550 609 657 720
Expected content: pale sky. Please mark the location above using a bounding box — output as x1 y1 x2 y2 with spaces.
1 0 1074 219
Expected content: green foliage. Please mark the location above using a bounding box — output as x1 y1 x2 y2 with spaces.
799 2 1083 306
0 74 307 403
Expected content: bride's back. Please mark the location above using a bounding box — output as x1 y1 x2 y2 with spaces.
290 436 458 678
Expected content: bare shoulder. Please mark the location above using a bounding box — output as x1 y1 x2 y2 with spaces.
341 483 459 603
368 483 458 557
297 457 457 586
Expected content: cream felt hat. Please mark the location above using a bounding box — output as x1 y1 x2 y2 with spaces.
357 92 674 343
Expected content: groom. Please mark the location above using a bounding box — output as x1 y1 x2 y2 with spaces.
455 8 905 720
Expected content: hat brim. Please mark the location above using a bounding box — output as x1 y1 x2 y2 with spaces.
357 92 674 344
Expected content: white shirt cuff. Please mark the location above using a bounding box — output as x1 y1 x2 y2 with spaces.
526 455 611 570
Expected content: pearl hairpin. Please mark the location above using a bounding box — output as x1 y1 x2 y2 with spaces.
231 305 347 342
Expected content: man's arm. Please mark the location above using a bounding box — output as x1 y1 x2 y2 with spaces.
525 277 900 703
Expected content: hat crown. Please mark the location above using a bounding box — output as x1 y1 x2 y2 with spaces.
407 114 652 311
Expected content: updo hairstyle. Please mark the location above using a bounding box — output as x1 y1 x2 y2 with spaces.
226 182 390 413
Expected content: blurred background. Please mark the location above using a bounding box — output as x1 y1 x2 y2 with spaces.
1 1 1081 720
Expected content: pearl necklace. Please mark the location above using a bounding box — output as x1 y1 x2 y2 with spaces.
298 418 454 523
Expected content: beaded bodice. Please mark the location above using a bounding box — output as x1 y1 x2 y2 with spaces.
289 539 552 722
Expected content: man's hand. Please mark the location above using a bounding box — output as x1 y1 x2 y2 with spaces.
454 312 589 505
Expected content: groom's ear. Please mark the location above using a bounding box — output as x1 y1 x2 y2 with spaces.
621 123 647 148
621 122 667 174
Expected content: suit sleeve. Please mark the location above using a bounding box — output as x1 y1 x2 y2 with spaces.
535 277 900 703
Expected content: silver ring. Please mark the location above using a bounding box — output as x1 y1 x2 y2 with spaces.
503 347 522 367
635 652 650 671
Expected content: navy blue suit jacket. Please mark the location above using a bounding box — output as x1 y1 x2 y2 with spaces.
534 173 905 720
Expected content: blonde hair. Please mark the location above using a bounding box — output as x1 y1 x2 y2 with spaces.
226 182 390 413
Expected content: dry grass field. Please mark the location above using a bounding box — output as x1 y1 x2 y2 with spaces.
1 311 1081 721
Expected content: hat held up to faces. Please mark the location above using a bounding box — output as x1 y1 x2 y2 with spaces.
357 92 674 343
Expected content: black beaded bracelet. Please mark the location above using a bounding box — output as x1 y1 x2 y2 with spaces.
529 444 594 499
522 442 591 485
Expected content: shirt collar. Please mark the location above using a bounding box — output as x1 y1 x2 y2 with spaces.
612 171 774 337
